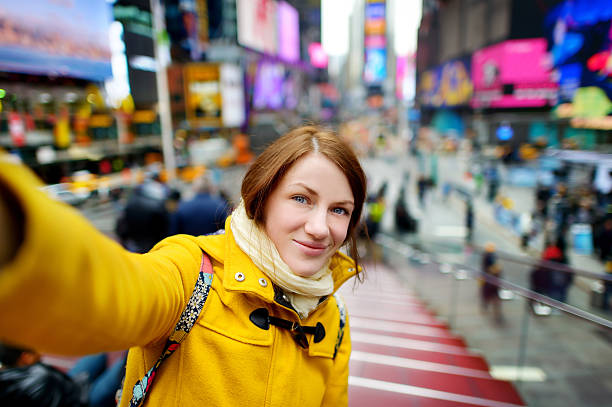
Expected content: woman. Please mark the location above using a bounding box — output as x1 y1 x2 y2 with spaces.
0 125 367 406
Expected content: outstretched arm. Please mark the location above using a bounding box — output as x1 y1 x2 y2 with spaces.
0 177 23 267
0 158 202 355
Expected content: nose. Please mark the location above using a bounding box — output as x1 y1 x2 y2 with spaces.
304 208 329 240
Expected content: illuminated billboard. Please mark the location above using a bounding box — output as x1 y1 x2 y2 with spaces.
471 38 558 108
277 1 299 62
0 0 112 81
236 0 277 55
364 0 386 84
418 58 472 107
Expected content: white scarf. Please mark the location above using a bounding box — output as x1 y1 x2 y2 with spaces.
230 200 334 319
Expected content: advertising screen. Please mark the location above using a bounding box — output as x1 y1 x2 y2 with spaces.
277 1 299 62
220 64 245 128
471 38 558 108
184 63 222 127
252 61 285 110
236 0 277 55
0 0 112 81
252 60 300 111
418 58 473 107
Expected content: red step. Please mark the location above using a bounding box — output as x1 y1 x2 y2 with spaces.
346 265 525 406
349 378 524 407
352 341 490 371
350 359 524 405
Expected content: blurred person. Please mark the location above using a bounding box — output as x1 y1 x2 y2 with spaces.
519 212 533 250
535 182 552 219
465 201 474 243
169 174 230 236
395 185 417 234
67 353 126 407
602 258 612 311
484 163 500 202
417 175 428 207
364 183 386 240
548 183 571 240
0 125 367 407
0 343 84 407
115 180 171 254
595 215 612 261
529 245 562 313
480 243 503 323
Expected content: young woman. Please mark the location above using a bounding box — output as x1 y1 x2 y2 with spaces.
0 125 367 406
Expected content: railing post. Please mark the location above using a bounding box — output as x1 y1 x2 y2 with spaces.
516 298 531 386
449 269 460 326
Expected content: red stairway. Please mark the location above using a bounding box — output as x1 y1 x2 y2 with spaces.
341 264 525 407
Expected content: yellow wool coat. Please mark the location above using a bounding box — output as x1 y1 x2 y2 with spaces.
0 158 356 406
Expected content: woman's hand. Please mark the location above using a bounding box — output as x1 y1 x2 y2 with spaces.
0 181 24 267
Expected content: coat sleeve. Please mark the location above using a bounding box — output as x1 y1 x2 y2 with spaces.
321 313 351 407
0 159 202 355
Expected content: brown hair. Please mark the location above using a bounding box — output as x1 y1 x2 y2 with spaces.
241 125 367 280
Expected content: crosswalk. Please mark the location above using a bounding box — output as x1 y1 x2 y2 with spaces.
342 263 525 407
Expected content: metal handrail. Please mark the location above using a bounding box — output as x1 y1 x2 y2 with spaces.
468 243 612 282
375 233 612 330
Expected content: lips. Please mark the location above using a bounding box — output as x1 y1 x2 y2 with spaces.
294 240 328 255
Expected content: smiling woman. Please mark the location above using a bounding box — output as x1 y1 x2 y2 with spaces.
0 125 368 407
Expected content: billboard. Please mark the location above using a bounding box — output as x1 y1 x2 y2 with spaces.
252 60 301 111
184 63 246 128
364 1 386 84
471 38 558 108
277 1 300 62
545 0 612 102
236 0 277 55
418 58 472 107
0 0 112 81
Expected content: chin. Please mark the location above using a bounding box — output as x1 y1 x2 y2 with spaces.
290 264 324 278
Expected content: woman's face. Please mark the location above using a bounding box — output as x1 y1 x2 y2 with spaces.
263 153 354 277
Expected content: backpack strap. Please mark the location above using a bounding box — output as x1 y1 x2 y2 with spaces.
332 293 347 359
128 252 214 407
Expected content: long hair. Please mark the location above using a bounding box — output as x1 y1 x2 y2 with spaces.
241 125 367 280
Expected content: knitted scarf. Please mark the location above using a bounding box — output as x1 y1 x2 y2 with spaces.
230 200 334 319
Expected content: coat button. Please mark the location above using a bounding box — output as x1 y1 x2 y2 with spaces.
258 278 268 287
234 272 245 282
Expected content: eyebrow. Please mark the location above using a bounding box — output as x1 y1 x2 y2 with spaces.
290 182 354 207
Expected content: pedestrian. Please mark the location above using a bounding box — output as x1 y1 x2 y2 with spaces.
529 245 561 313
480 243 503 323
0 343 84 407
465 201 474 243
0 125 367 406
519 212 533 250
595 216 612 262
169 174 230 236
115 179 171 254
602 258 612 311
417 175 427 207
395 185 417 234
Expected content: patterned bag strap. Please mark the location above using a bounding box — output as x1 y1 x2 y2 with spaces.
128 253 214 407
332 293 347 359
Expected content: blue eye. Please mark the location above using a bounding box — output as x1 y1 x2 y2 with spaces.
333 207 348 216
292 195 307 204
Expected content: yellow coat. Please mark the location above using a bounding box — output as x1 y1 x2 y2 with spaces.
0 158 356 406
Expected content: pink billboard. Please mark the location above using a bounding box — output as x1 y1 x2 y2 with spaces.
471 38 558 108
277 1 300 62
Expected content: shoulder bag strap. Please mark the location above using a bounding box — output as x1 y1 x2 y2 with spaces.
332 293 347 359
128 252 214 407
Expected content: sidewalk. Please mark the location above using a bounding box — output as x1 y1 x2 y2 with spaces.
435 154 605 277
